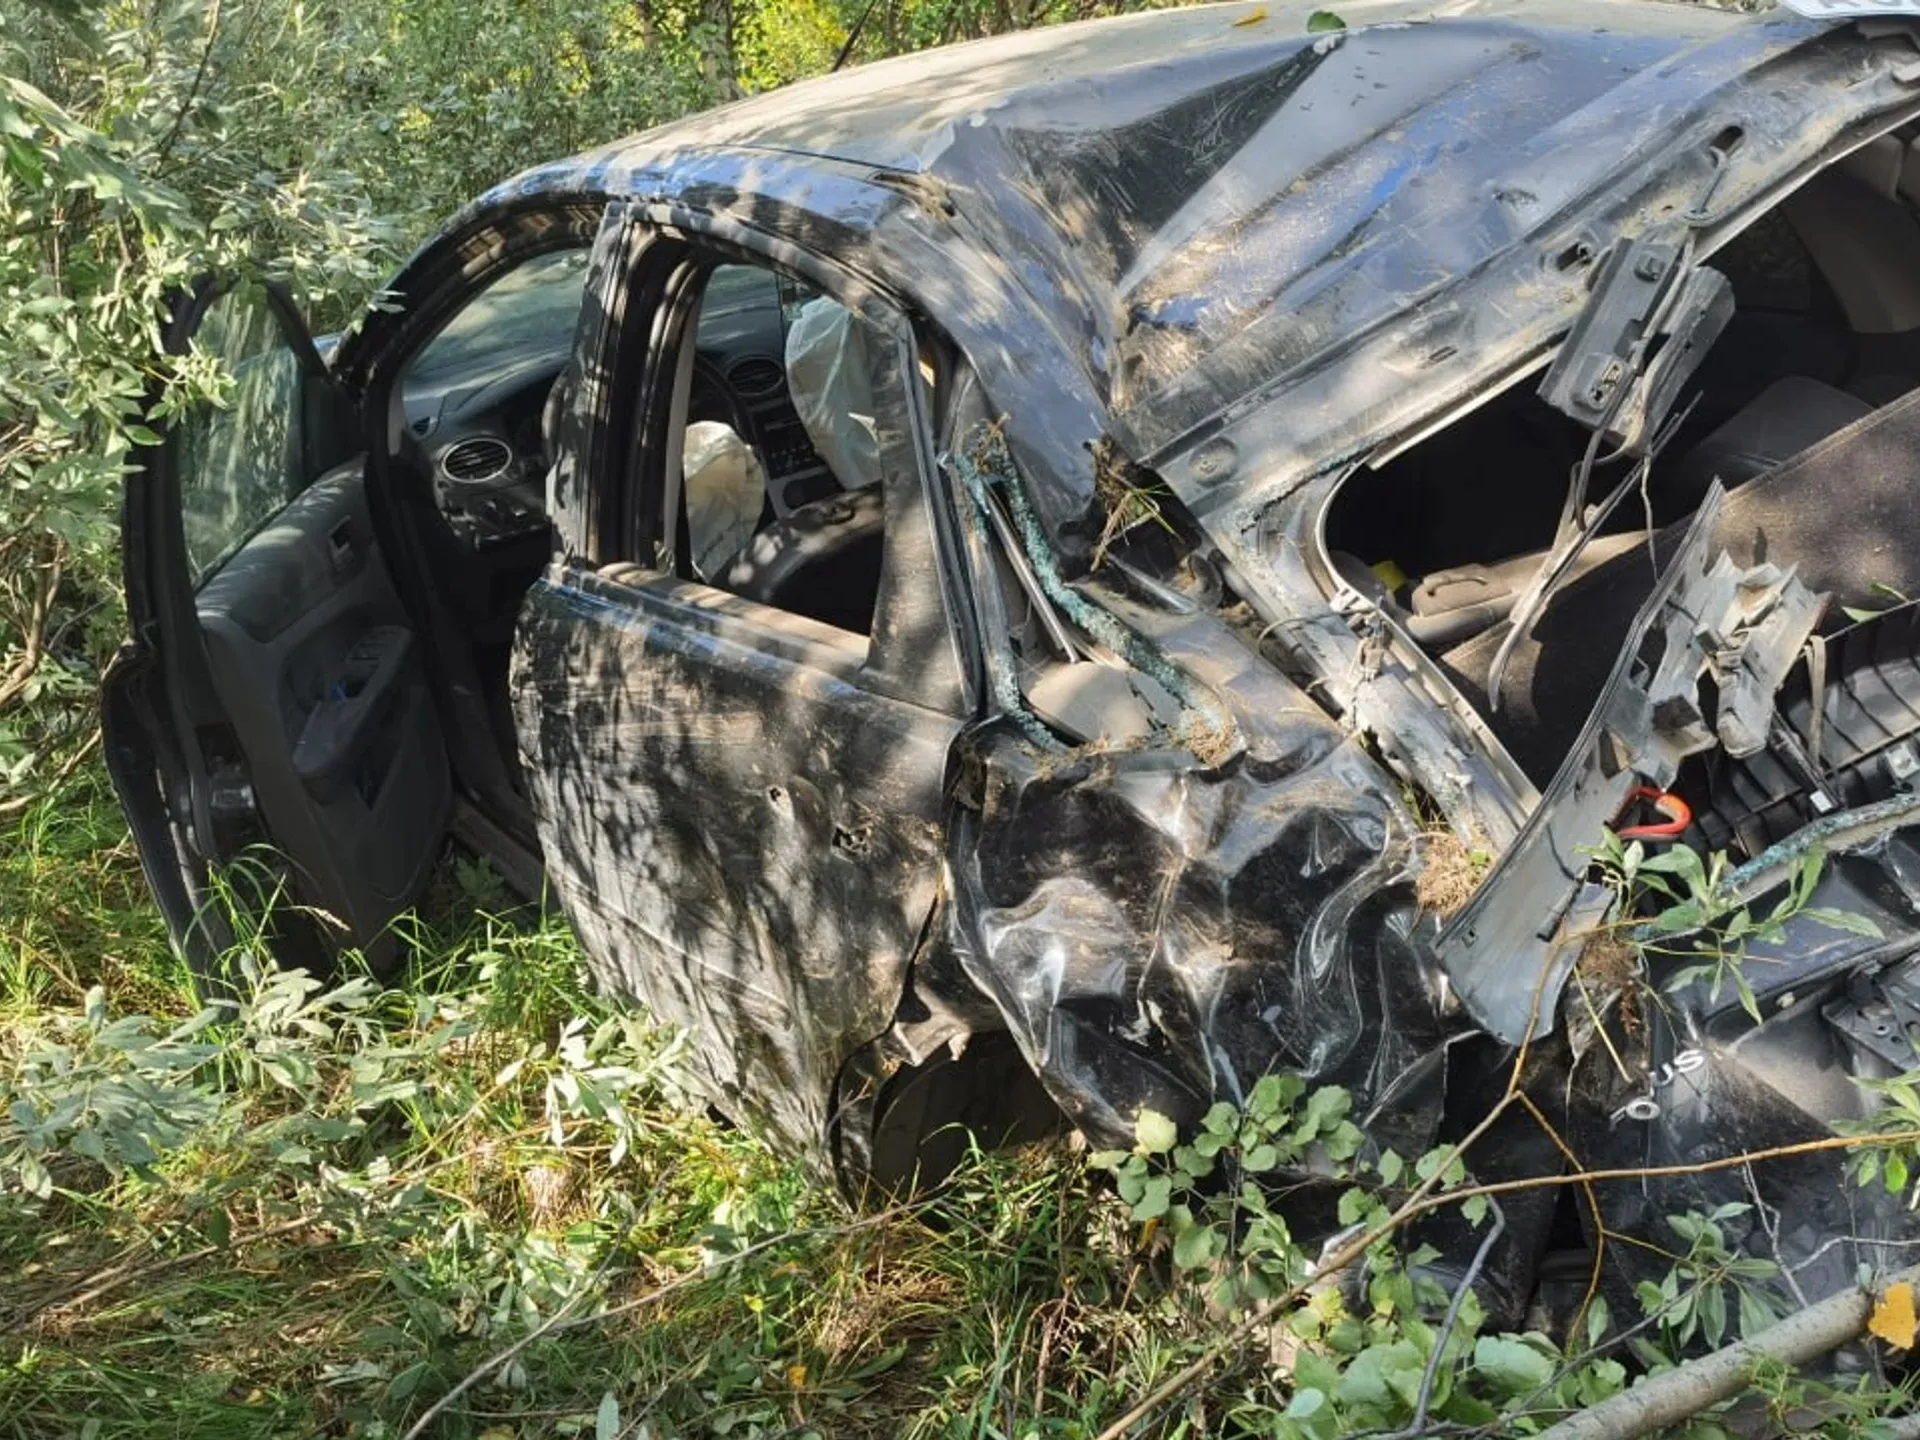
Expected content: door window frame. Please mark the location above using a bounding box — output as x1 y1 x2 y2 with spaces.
567 202 985 721
340 198 608 840
330 197 609 397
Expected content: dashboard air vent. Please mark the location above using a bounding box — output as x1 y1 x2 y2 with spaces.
728 357 785 398
440 436 513 485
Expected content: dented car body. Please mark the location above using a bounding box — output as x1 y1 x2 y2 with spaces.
109 0 1920 1336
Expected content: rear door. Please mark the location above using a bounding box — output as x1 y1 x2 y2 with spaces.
104 278 450 972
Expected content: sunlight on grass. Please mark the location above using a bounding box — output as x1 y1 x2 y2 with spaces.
0 769 1134 1440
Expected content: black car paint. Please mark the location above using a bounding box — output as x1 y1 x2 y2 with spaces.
122 0 1920 1332
490 2 1920 1323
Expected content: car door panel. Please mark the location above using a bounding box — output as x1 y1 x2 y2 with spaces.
109 278 450 970
512 567 960 1158
194 464 449 946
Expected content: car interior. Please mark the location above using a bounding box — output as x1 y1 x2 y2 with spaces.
390 244 903 768
668 264 895 638
1322 138 1920 859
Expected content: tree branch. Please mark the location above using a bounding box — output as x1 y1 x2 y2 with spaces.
1533 1262 1920 1440
1092 1121 1920 1438
152 0 223 175
0 546 64 713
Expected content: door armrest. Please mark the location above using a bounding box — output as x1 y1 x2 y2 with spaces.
291 626 414 798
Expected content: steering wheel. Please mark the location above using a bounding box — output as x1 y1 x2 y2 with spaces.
722 487 885 634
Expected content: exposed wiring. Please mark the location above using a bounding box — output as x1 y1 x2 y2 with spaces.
1613 786 1691 841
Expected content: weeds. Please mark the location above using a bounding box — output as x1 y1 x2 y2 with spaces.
1414 829 1492 919
1591 830 1882 1024
0 769 1148 1439
13 770 1920 1438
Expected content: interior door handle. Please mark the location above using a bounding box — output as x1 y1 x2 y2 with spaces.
327 518 358 574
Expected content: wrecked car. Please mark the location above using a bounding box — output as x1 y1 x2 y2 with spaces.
105 0 1920 1337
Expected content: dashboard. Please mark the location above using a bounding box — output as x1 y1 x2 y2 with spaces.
399 256 836 561
403 351 558 554
684 266 840 517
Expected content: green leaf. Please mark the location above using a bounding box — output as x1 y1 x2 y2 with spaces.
1790 847 1826 907
1 134 43 186
596 1390 620 1440
1654 901 1707 934
387 1361 430 1401
1585 1293 1611 1347
1172 1143 1214 1181
1461 1192 1489 1228
1306 8 1346 30
1801 907 1884 939
1285 1384 1338 1438
1471 1335 1555 1395
1859 1150 1884 1188
1173 1221 1218 1269
1294 1349 1342 1397
1337 1340 1422 1411
845 1343 907 1380
1321 1121 1363 1162
1295 1085 1351 1142
1132 1174 1172 1222
1639 845 1705 882
1737 1286 1777 1341
1699 1282 1728 1348
1135 1108 1177 1156
1285 1386 1326 1421
1248 1073 1285 1119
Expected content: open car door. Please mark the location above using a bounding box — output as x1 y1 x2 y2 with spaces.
103 277 450 974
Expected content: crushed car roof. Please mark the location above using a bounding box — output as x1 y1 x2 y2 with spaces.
471 0 1911 551
591 0 1739 171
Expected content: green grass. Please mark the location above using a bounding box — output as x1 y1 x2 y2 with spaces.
0 770 181 1021
11 771 1920 1440
0 769 1162 1440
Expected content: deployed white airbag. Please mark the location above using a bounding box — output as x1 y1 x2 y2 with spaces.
683 419 766 579
784 298 883 492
